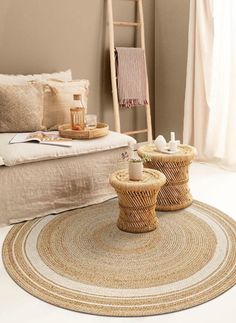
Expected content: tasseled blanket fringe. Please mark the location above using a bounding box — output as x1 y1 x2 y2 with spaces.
119 99 148 109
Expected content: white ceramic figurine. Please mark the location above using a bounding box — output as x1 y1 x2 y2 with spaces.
154 135 167 151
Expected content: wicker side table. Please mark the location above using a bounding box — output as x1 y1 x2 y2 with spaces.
109 168 166 233
138 144 196 211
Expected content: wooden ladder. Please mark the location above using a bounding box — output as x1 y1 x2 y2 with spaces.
107 0 153 143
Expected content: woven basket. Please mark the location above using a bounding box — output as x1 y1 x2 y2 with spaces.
138 144 196 211
109 168 166 233
58 122 109 140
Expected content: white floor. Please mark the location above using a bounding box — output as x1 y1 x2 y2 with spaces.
0 162 236 323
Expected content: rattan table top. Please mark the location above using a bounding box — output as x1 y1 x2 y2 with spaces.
109 168 166 191
138 144 197 162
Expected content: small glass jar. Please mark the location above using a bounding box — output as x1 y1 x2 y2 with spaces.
70 94 85 131
85 114 97 130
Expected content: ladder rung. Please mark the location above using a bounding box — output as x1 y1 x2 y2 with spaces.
123 129 148 136
113 21 141 27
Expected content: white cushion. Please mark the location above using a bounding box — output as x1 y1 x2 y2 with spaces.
42 79 89 130
0 70 72 84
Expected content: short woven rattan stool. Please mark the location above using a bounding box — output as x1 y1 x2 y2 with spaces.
138 144 196 211
109 168 166 233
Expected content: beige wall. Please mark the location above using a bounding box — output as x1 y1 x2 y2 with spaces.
0 0 155 136
155 0 190 141
0 0 190 141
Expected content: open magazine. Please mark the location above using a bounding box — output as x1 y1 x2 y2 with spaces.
9 131 72 147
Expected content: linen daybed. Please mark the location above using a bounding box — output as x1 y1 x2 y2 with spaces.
0 131 136 226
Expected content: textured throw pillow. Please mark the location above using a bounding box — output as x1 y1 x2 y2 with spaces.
42 79 90 130
0 70 72 85
0 83 44 132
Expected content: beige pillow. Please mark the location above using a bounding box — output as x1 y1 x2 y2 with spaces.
42 79 90 130
0 83 44 132
0 70 72 85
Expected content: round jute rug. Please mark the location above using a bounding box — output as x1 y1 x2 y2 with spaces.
2 200 236 316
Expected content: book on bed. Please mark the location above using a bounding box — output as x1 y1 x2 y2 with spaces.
9 131 72 147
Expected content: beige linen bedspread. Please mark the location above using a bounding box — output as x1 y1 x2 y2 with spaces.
0 131 135 166
0 147 130 226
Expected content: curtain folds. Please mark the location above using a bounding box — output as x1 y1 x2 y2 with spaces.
183 0 236 170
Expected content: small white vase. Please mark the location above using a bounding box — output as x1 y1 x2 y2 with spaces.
129 161 143 181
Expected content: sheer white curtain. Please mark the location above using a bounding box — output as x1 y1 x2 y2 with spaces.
183 0 236 170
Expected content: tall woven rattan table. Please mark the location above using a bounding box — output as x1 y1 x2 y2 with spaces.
109 168 166 233
138 144 196 211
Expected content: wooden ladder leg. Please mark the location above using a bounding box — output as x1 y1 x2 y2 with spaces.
138 0 153 143
107 0 121 133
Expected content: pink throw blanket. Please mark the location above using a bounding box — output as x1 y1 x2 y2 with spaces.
115 47 148 108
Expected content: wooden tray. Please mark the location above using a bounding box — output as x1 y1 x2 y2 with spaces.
58 123 109 140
